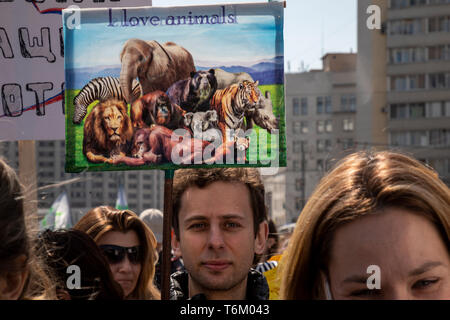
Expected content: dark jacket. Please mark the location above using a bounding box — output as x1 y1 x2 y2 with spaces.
169 268 269 300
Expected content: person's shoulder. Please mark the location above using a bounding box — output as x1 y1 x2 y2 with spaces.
169 270 189 300
247 269 270 300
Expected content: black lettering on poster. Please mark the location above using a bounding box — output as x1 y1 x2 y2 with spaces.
26 82 53 116
19 27 56 63
1 83 23 117
0 27 13 58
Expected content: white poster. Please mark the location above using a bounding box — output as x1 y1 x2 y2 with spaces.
0 0 151 141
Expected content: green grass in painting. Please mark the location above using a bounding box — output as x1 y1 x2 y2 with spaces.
65 84 286 173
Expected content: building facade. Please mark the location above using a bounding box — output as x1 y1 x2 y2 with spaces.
0 140 165 223
357 0 450 185
280 53 357 224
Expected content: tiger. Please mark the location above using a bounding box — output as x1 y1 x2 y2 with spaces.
210 80 260 144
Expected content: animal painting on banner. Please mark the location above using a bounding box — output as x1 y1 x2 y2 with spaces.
64 2 286 172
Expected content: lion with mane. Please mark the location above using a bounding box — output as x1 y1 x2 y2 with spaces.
83 99 133 164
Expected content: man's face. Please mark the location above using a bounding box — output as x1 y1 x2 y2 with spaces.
173 181 267 298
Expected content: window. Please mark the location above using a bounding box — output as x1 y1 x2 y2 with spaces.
295 179 302 191
293 141 302 153
343 118 354 131
429 73 449 89
390 47 426 64
316 120 325 133
295 197 303 211
341 94 356 112
301 121 309 134
409 74 425 90
301 98 308 115
317 159 324 171
38 141 55 147
390 132 408 146
391 74 425 91
325 139 332 152
325 120 333 133
429 129 449 146
391 76 407 91
38 151 54 157
428 101 444 117
342 138 354 149
293 121 308 135
316 97 323 114
293 160 301 171
429 16 450 33
349 95 356 111
293 121 301 134
409 103 425 118
325 96 332 113
428 45 450 61
293 98 300 116
390 104 408 119
410 131 428 146
316 139 325 152
341 95 348 111
389 18 424 35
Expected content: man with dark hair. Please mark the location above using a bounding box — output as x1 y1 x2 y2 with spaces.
170 168 269 300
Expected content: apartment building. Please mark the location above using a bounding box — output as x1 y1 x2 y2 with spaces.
357 0 450 185
0 140 165 223
281 53 357 224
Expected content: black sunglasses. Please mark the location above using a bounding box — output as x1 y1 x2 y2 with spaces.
99 245 142 265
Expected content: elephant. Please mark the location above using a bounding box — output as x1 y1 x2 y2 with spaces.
119 39 196 104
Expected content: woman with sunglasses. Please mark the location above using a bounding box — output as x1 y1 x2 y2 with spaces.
74 206 160 300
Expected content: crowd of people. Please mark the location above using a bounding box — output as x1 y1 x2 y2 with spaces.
0 150 449 300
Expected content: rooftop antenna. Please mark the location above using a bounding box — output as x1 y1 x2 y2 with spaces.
321 17 324 57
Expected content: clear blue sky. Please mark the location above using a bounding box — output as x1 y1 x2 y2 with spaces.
152 0 357 71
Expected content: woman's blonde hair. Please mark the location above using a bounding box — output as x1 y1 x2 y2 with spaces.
74 206 160 300
280 151 450 300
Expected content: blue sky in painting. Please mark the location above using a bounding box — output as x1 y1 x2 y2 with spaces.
65 5 281 69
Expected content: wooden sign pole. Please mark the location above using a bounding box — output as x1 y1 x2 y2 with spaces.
161 169 175 300
18 140 38 228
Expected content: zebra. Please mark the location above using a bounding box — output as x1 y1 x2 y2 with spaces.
72 76 141 124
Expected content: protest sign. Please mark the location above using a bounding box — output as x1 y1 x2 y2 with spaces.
63 1 286 172
0 0 151 141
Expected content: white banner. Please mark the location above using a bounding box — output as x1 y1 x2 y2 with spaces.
0 0 152 141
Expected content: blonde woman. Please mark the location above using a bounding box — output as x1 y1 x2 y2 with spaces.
75 206 160 300
280 151 450 300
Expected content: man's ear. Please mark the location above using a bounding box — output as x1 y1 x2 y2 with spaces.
0 255 29 300
254 221 269 255
171 230 182 257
